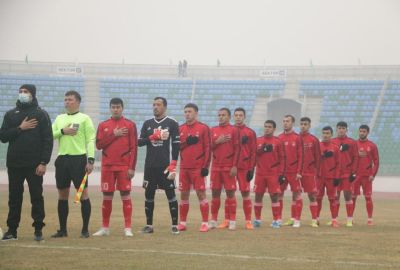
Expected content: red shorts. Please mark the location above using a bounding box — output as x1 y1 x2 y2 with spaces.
179 168 206 192
301 175 317 193
337 176 354 192
353 176 373 197
101 169 131 192
317 177 337 199
254 174 281 194
280 173 302 192
211 170 236 191
237 169 250 192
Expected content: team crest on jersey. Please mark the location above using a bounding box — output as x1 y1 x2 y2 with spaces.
104 128 108 132
292 142 296 147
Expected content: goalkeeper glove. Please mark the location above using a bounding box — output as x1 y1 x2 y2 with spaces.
149 129 162 141
164 160 177 180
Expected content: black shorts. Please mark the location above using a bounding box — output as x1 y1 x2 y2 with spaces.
55 155 88 190
143 167 176 190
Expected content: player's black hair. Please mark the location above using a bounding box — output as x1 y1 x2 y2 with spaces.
359 124 370 132
322 126 333 134
110 97 124 107
65 90 81 103
184 103 199 112
284 114 295 123
154 96 167 107
265 120 276 128
300 117 311 123
336 121 348 128
234 107 246 116
219 107 231 116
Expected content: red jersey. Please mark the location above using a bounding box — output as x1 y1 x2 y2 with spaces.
211 124 240 169
319 140 341 179
300 132 321 176
356 139 379 177
255 135 285 176
278 131 303 175
179 121 211 169
96 116 138 171
236 124 257 170
332 135 359 177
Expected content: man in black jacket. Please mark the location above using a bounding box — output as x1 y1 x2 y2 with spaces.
0 84 53 241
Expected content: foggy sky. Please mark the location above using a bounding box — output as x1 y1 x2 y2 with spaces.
0 0 399 66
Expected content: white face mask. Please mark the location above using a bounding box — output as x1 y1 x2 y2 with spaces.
18 93 31 103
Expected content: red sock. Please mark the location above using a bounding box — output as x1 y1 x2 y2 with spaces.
102 196 113 228
335 200 340 219
122 195 132 228
254 202 263 220
199 199 209 222
316 197 323 218
224 198 230 220
310 201 318 220
329 199 336 219
211 198 221 221
296 198 303 220
271 202 280 220
352 196 357 213
243 198 252 221
291 201 297 220
345 200 354 218
179 200 189 223
366 196 373 219
227 198 237 221
278 198 283 217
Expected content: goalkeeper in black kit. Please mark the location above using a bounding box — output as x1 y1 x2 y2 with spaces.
138 97 180 234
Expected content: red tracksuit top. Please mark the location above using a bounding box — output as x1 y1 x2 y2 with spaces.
319 140 341 179
300 132 321 176
96 116 138 171
211 123 240 170
332 135 359 178
179 121 211 169
256 135 285 176
236 124 257 171
278 131 303 175
356 139 379 177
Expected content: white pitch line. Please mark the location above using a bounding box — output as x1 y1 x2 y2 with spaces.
0 244 397 268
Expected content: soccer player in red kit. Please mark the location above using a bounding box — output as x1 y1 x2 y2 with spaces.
353 125 379 225
253 120 285 229
209 108 240 230
177 103 211 232
233 108 257 230
332 121 359 227
317 126 341 227
299 117 320 227
93 98 137 237
278 115 303 228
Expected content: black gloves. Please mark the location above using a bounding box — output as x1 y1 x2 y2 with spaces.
246 170 254 182
340 144 349 152
349 173 357 183
201 168 209 177
323 150 334 158
263 144 273 153
278 175 286 185
186 135 199 145
333 178 341 187
241 136 249 144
